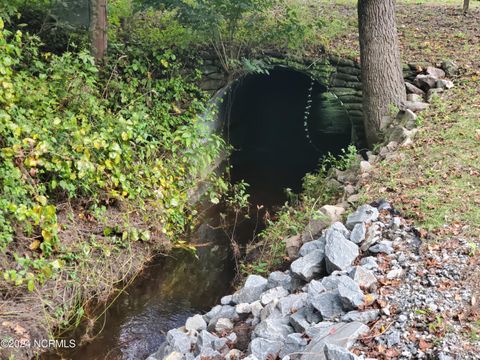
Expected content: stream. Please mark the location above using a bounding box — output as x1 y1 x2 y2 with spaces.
44 67 352 360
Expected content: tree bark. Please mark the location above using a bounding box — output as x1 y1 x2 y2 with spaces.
90 0 108 62
358 0 406 147
463 0 470 14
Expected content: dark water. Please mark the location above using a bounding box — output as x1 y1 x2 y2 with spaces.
45 213 238 360
44 67 352 360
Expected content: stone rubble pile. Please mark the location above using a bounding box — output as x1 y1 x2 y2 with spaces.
148 203 412 360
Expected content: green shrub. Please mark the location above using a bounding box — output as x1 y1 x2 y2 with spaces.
0 22 224 290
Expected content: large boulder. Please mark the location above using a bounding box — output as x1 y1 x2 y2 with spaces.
290 249 325 281
426 66 445 79
324 230 359 273
232 275 268 304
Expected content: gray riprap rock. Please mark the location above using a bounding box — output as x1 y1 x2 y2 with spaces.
338 282 364 310
359 256 378 270
221 295 233 305
345 205 379 230
441 60 459 77
235 303 252 315
260 286 289 305
198 330 228 352
290 249 325 281
414 74 437 90
249 338 283 360
290 308 311 333
278 293 308 316
299 238 326 257
232 275 268 304
341 309 380 323
369 240 394 254
386 268 403 279
301 322 369 360
251 301 263 318
226 349 243 360
307 279 327 296
426 66 445 79
162 352 183 360
349 223 366 244
360 223 380 251
407 93 423 102
310 290 345 320
280 333 308 359
324 230 359 273
330 222 350 237
166 328 196 354
254 318 294 342
386 329 401 346
404 101 429 113
323 343 359 360
196 347 222 360
205 305 238 331
349 266 377 289
185 314 207 332
405 82 426 95
436 79 454 89
215 317 233 332
267 271 293 291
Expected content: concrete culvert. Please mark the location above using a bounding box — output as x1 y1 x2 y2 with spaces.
218 67 353 206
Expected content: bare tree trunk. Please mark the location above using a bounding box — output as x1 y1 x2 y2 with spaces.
463 0 470 14
358 0 406 147
90 0 108 62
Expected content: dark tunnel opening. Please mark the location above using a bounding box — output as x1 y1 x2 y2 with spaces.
221 67 353 207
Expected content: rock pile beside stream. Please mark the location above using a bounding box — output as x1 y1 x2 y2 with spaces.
148 202 412 360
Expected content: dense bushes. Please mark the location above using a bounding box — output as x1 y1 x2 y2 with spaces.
0 19 224 290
